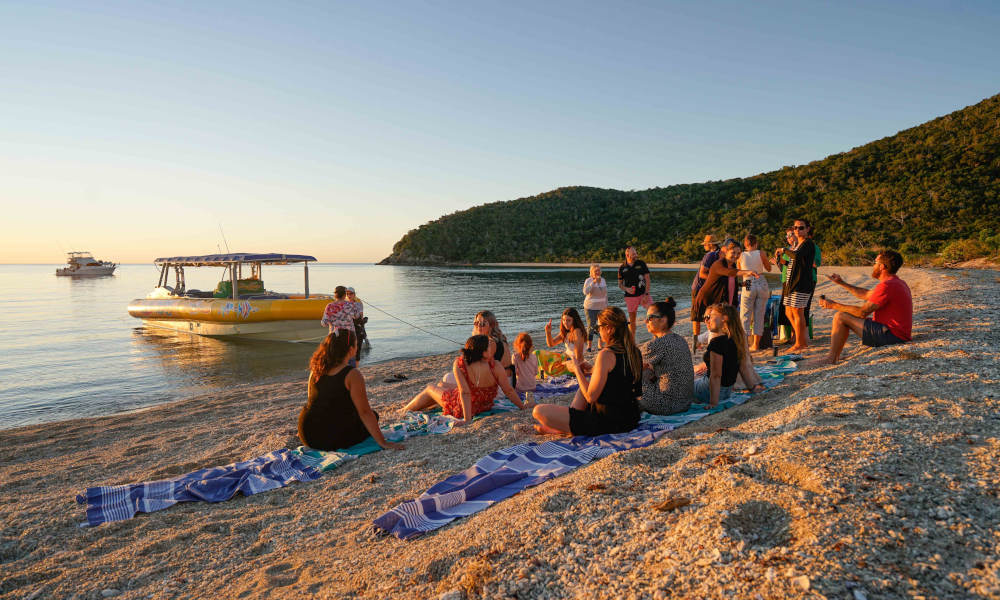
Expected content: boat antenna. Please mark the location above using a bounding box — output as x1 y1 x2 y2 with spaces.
218 224 231 253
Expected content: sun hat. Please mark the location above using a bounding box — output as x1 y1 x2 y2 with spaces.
703 235 720 245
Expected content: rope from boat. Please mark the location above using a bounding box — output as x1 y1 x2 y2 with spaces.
361 299 464 346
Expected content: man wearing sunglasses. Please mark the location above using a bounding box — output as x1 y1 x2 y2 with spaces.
817 250 912 364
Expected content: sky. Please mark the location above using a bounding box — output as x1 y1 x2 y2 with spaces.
1 0 998 263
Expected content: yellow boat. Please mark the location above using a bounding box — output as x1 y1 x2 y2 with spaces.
128 253 333 342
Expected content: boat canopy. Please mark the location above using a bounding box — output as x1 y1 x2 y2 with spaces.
153 253 317 267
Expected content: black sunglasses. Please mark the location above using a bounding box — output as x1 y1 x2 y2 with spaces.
793 225 808 230
646 313 664 319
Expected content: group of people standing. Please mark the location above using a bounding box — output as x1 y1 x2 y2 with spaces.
298 222 913 452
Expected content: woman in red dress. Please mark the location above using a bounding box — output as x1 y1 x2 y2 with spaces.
405 335 530 425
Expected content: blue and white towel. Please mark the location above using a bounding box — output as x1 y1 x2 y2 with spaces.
373 425 671 540
639 357 799 428
76 449 322 526
525 375 579 400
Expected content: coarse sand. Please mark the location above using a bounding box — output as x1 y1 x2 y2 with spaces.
1 266 998 599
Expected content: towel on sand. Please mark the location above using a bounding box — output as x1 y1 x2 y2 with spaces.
76 449 321 526
373 356 800 539
373 425 671 540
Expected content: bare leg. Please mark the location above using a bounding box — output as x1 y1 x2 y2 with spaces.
823 312 865 364
749 334 760 352
789 307 809 351
628 311 637 338
532 404 572 434
404 384 445 412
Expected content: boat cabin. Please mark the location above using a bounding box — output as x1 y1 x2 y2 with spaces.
153 253 316 300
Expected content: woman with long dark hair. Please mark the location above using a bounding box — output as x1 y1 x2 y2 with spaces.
544 307 588 367
532 307 642 436
691 240 759 350
405 335 528 425
298 330 403 451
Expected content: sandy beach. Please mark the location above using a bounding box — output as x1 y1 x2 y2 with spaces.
2 266 998 599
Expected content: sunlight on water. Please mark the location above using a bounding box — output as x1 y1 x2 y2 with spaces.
0 263 713 429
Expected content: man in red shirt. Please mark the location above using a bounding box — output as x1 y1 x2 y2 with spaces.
817 250 912 364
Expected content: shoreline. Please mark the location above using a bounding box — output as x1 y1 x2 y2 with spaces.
2 266 998 599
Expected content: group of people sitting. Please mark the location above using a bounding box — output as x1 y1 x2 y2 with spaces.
297 300 758 451
300 223 914 452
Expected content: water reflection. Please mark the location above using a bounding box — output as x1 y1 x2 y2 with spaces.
130 326 313 387
2 264 705 429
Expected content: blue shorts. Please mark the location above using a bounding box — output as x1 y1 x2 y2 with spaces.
862 319 906 347
693 375 733 404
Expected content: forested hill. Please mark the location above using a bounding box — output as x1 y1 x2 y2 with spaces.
381 94 1000 266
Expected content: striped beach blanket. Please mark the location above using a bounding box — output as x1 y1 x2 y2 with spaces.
373 425 671 540
291 379 578 466
373 356 800 539
76 449 322 526
639 356 799 428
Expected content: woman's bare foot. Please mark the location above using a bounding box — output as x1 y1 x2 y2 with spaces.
787 345 809 353
533 423 566 436
750 383 767 394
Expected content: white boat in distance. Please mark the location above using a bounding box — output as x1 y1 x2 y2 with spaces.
55 251 117 276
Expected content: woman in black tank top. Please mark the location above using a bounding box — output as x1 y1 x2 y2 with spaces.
532 307 641 436
297 330 404 452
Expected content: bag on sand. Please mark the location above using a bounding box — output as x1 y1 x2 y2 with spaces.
759 297 778 350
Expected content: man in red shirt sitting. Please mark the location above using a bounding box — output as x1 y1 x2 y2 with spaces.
817 250 912 365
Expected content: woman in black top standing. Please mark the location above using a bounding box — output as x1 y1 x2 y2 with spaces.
532 307 642 436
778 218 817 353
297 330 404 451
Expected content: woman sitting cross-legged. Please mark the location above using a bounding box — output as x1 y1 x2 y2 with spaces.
405 335 529 426
532 307 642 436
298 330 404 451
639 298 694 415
693 303 745 407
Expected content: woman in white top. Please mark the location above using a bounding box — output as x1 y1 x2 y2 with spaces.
582 264 609 351
737 234 773 351
544 308 589 372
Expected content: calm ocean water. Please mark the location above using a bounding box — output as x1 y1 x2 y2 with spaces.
0 263 702 429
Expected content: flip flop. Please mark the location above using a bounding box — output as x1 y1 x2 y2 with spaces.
394 373 409 380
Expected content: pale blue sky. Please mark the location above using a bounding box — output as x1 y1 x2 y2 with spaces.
1 0 997 262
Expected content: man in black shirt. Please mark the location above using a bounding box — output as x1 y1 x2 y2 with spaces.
617 246 651 337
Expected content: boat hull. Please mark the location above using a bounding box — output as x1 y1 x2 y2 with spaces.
128 296 333 342
139 318 329 342
56 266 116 276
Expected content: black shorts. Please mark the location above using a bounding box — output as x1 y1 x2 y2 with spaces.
862 319 906 347
568 403 638 437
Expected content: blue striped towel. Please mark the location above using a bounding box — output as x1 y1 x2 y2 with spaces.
639 356 798 428
76 449 322 526
372 424 671 540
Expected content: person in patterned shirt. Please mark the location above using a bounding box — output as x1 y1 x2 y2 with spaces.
321 286 362 333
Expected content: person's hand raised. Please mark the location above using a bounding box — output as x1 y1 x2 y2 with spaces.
826 273 843 285
544 319 553 332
